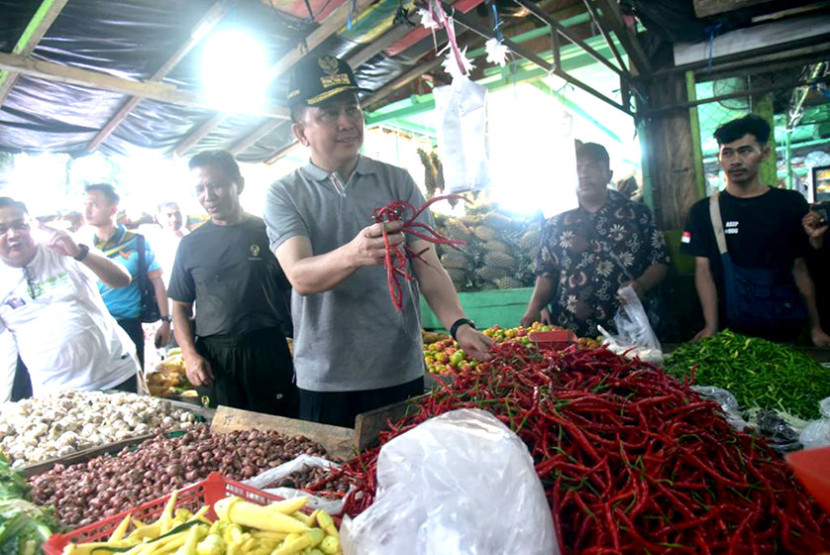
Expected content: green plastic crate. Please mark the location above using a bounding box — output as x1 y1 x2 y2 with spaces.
420 287 534 331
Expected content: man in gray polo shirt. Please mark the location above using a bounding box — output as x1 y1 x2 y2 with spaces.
265 55 492 427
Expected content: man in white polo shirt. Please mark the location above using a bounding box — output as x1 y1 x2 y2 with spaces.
0 197 140 396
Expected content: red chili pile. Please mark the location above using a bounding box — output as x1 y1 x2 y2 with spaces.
314 342 830 554
372 195 466 311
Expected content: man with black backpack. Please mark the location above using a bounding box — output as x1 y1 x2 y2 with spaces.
681 115 830 347
83 184 171 368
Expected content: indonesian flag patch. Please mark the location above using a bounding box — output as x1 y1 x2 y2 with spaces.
681 231 691 244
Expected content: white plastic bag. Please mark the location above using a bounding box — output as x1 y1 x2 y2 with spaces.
600 285 662 365
691 386 749 431
341 409 558 555
243 455 346 514
799 397 830 449
434 76 490 193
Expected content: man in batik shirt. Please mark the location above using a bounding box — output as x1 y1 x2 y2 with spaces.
521 143 670 338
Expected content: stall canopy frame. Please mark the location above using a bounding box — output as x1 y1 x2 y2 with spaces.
0 0 827 163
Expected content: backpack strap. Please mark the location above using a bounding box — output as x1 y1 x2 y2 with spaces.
137 234 148 287
708 193 728 256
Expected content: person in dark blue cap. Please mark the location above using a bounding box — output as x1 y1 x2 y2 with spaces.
264 55 492 428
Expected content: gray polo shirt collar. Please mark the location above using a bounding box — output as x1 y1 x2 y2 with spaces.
300 155 378 182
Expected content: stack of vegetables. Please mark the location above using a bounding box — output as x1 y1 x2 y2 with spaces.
432 204 543 292
0 453 56 554
29 426 329 527
424 322 600 375
315 341 830 553
61 492 341 555
664 330 830 420
0 391 197 468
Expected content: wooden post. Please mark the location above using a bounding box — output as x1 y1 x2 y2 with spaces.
639 73 701 230
685 71 707 199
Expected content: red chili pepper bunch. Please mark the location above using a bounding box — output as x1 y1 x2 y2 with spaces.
319 342 830 554
371 195 467 311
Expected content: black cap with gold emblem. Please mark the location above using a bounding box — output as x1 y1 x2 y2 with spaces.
286 55 372 107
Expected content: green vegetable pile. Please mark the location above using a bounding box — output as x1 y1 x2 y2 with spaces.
664 330 830 420
0 453 56 555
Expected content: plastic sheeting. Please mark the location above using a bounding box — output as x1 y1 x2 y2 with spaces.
0 0 420 161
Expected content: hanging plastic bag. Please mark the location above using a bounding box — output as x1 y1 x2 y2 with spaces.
341 409 558 555
799 397 830 449
243 455 346 514
600 285 662 365
434 76 490 193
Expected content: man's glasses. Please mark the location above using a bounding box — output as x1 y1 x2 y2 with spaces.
0 222 30 236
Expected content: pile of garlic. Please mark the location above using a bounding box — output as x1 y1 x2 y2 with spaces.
0 390 197 468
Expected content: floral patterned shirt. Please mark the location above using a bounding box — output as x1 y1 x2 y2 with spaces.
534 190 670 338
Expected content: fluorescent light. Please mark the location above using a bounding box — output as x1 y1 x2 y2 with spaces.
202 29 270 113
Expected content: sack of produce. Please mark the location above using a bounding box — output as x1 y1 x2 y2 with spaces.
480 212 515 231
440 251 472 270
244 455 348 515
472 225 500 242
800 397 830 449
493 276 523 290
443 219 473 242
459 215 480 228
340 409 558 555
474 266 511 282
446 268 469 290
482 251 517 270
482 240 511 254
519 228 541 250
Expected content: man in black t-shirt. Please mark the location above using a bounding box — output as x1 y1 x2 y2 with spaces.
168 150 298 416
681 115 830 347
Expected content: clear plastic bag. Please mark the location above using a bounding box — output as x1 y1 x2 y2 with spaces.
341 409 558 555
243 455 346 514
799 397 830 449
600 285 662 365
434 76 490 193
691 386 749 431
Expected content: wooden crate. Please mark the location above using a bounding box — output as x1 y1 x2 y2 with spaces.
212 391 431 459
211 406 355 460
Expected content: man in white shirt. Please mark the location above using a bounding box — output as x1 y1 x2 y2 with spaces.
0 197 140 396
146 201 190 290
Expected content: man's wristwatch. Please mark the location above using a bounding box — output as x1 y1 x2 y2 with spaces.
73 244 89 262
450 318 476 341
160 315 172 323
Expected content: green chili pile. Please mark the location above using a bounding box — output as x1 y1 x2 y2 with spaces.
310 342 830 553
664 330 830 420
